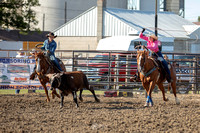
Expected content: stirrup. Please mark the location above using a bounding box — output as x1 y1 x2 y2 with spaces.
131 74 138 81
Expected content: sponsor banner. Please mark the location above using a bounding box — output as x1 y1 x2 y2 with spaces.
0 58 35 64
0 85 50 90
0 58 44 90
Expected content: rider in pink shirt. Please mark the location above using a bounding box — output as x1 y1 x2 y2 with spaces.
139 32 160 53
139 28 171 83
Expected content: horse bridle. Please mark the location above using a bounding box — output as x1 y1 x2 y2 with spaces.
138 50 157 77
36 53 54 74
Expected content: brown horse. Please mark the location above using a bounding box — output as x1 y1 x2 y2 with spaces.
34 52 66 102
136 46 180 106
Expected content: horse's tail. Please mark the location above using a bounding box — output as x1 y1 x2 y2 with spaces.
168 63 176 92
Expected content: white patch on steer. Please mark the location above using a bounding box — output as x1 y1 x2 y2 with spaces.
71 76 74 79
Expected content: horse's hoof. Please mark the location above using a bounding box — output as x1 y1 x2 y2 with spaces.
149 103 153 107
175 97 180 105
165 97 169 101
46 99 50 102
144 103 149 107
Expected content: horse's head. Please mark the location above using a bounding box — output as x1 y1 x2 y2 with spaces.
35 52 48 74
137 48 149 72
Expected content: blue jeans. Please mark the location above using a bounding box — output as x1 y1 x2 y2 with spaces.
153 51 171 76
49 54 63 71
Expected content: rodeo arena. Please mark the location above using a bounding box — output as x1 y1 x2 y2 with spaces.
0 0 200 132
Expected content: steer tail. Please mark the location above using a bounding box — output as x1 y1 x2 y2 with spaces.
83 74 90 89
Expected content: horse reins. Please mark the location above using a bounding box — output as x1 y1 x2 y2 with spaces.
139 52 157 77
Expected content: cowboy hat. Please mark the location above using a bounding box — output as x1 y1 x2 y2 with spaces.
46 32 57 38
17 48 24 54
30 48 36 54
149 34 158 40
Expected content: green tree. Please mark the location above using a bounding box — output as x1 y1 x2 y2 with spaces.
198 16 200 22
0 0 40 31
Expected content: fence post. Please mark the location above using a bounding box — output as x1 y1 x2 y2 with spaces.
107 52 111 89
72 51 78 71
195 56 199 94
114 55 119 90
125 55 130 86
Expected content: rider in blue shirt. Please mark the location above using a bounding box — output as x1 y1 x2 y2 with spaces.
41 32 63 72
30 32 63 80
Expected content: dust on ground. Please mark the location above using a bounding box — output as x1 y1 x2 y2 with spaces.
0 92 200 132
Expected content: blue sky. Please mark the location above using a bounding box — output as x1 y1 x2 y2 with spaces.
185 0 200 22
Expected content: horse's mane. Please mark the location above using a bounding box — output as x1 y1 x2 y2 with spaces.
35 52 45 57
137 50 149 58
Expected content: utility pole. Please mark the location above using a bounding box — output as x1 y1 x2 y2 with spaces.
65 2 67 23
155 0 161 51
155 0 158 36
43 14 45 31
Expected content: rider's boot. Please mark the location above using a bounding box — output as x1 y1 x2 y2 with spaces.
131 73 140 82
30 71 37 80
166 74 172 83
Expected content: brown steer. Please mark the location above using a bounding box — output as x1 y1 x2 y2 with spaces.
46 71 100 108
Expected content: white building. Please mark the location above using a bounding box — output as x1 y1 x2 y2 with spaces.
33 0 127 31
53 0 200 53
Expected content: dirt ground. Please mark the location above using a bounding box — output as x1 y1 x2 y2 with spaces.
0 92 200 133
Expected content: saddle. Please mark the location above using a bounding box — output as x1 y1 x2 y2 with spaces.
45 55 62 72
149 55 169 81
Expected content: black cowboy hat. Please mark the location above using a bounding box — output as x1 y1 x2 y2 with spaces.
46 32 57 38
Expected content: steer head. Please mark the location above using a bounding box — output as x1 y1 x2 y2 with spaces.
46 73 63 89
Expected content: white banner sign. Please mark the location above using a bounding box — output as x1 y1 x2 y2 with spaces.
0 58 49 90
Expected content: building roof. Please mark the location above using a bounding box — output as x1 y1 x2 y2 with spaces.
54 7 200 39
0 30 50 41
105 8 195 38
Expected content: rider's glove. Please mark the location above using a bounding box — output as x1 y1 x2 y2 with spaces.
142 28 145 33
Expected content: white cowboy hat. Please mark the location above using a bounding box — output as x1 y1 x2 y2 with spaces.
30 49 36 54
17 48 24 54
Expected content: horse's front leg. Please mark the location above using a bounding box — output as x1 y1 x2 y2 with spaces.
42 84 50 102
142 82 150 107
146 81 156 107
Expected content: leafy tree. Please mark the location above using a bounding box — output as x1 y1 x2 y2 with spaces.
198 16 200 22
0 0 40 31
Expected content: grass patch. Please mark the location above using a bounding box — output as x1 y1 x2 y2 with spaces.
0 89 104 95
